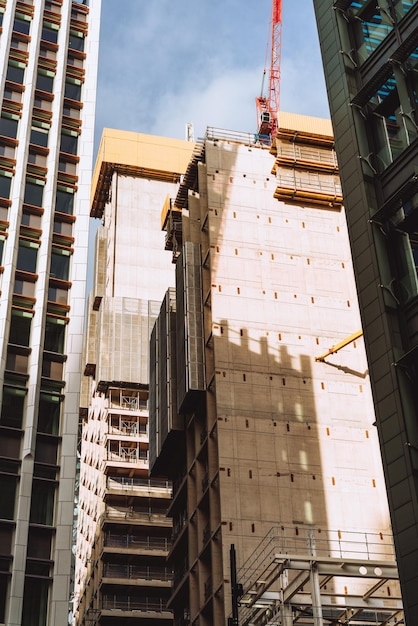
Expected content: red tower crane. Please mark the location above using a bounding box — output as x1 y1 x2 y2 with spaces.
256 0 282 139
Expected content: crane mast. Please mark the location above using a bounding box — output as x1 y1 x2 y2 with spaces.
256 0 282 139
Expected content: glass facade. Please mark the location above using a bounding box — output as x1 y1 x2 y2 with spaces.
314 1 418 623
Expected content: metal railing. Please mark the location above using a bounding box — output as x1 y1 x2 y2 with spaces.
103 563 173 581
106 476 171 492
105 534 169 551
206 126 265 147
102 596 170 613
238 525 397 591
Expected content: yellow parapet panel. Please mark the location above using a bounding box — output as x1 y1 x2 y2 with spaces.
91 128 195 218
278 111 333 138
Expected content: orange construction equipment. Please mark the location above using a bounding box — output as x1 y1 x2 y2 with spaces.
256 0 282 139
315 330 363 362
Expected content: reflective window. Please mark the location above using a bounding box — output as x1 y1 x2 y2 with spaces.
22 211 42 229
36 72 54 93
38 393 61 435
21 576 50 626
4 85 23 104
0 142 16 159
53 219 72 236
349 1 393 64
13 17 30 35
55 188 74 214
30 480 55 525
30 126 49 147
0 386 26 429
0 116 18 139
392 0 418 20
60 132 78 155
6 64 25 85
14 279 36 298
50 249 70 281
41 25 58 44
48 285 68 304
0 175 12 200
16 241 38 273
64 81 81 101
44 318 65 353
68 32 84 52
9 312 32 346
24 181 44 207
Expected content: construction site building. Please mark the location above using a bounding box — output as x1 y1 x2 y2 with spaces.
73 129 195 626
148 116 404 626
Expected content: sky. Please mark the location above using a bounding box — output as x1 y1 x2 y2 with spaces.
94 0 330 147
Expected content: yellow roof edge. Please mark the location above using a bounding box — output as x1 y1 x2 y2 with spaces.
90 128 196 215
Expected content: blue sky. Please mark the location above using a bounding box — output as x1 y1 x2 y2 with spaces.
94 0 330 146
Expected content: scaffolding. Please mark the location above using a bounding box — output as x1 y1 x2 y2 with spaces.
234 526 404 626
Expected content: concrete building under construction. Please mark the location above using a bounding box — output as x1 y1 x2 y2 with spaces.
73 129 194 626
148 116 404 625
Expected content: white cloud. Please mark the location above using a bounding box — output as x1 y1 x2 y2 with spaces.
149 65 263 140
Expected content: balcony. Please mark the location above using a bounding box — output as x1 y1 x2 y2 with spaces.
103 506 171 528
106 476 172 498
105 446 148 471
104 533 169 553
101 596 172 619
102 563 173 583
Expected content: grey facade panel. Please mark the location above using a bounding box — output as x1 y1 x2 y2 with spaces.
176 243 205 413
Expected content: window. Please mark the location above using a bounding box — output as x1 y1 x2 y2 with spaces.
38 393 61 435
0 386 26 429
34 94 53 112
16 240 39 273
50 249 70 281
0 116 18 139
60 131 78 155
41 25 58 44
68 31 84 52
58 158 77 175
53 219 72 237
6 351 29 375
44 318 66 354
365 73 416 172
42 357 64 380
347 1 393 65
14 279 36 298
55 188 74 214
27 151 47 169
3 85 23 104
0 238 4 266
30 126 49 148
0 174 12 200
36 72 54 93
1 476 17 520
22 211 42 229
13 17 31 35
30 480 55 525
9 311 32 346
63 101 81 119
6 63 25 85
0 142 16 159
64 80 81 101
21 576 50 626
48 285 68 304
24 181 44 207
